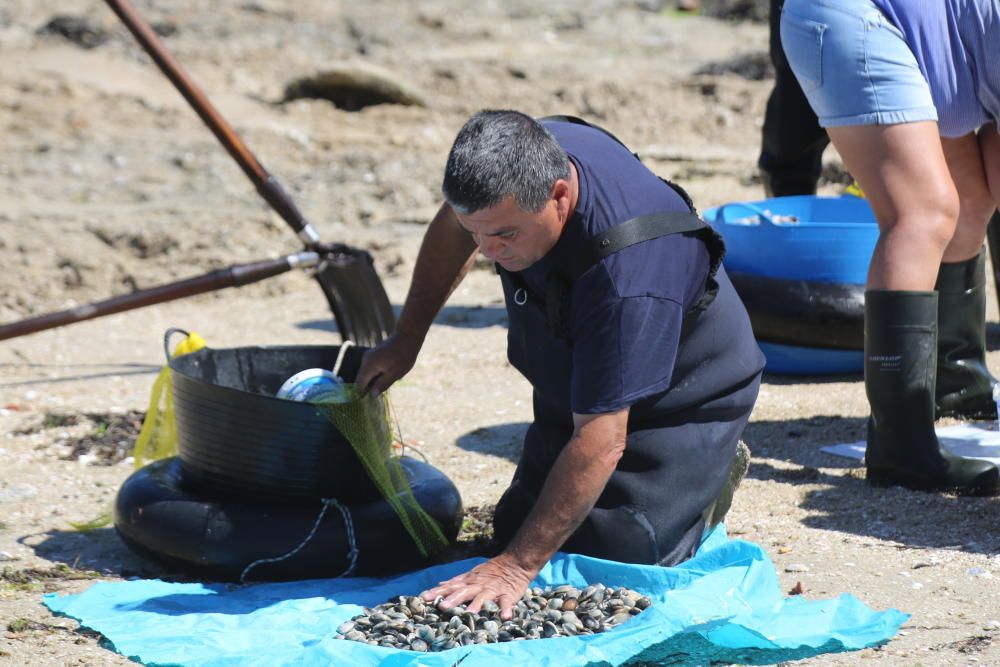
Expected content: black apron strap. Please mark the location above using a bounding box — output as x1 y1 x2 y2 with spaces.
502 210 727 339
545 272 572 340
589 211 708 262
549 210 724 338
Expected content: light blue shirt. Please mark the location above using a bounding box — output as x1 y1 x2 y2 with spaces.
873 0 1000 136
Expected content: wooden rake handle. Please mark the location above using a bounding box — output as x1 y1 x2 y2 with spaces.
0 253 319 342
104 0 320 246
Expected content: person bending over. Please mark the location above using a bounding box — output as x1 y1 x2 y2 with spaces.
781 0 1000 494
356 110 764 616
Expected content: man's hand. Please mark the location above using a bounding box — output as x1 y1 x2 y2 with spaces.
420 552 536 621
351 204 478 397
354 331 422 396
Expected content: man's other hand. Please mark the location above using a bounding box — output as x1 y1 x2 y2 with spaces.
354 331 421 396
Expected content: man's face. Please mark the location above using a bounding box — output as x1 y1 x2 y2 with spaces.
455 181 572 272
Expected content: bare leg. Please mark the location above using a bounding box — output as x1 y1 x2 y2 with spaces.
981 122 1000 209
940 132 995 261
827 122 957 290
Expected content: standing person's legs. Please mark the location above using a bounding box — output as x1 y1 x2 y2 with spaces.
827 123 955 291
829 123 997 492
940 133 996 263
980 123 1000 362
781 0 998 492
758 0 830 197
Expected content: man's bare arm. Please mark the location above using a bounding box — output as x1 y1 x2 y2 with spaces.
503 409 629 573
355 203 477 394
423 408 629 618
395 203 478 341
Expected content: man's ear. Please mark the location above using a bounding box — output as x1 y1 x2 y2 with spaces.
551 179 569 200
551 179 571 218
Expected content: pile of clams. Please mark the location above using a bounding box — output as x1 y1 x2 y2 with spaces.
337 583 651 652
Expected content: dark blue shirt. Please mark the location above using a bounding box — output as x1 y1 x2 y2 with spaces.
516 121 711 414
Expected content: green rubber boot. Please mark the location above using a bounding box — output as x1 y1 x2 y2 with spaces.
935 250 999 420
865 290 999 495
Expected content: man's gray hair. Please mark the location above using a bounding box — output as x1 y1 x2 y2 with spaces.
442 110 570 214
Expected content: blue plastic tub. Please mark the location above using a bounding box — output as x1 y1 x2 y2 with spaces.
757 342 864 376
704 195 879 284
703 196 879 375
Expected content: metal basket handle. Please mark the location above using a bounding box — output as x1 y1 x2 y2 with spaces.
163 327 192 363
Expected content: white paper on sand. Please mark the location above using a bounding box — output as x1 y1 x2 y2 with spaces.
822 423 1000 466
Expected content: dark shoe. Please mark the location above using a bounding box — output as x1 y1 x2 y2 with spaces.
759 170 818 199
867 447 999 495
935 250 999 420
864 290 999 495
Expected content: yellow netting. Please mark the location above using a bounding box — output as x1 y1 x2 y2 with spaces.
132 332 206 469
316 387 449 557
70 331 205 531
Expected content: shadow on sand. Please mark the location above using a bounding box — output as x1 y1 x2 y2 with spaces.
296 305 507 334
743 415 999 556
25 408 996 582
455 412 998 557
22 526 174 581
455 422 527 463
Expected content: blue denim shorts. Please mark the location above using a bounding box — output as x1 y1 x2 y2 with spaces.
780 0 938 129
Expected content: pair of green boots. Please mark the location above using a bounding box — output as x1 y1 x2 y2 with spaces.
865 250 1000 495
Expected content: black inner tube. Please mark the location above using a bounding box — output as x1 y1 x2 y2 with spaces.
728 272 865 350
115 456 463 581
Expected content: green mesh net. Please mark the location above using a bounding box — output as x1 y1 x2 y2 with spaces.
317 386 449 558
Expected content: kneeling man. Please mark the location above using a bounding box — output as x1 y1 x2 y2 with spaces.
357 110 764 617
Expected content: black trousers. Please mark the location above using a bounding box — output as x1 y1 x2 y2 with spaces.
758 0 830 196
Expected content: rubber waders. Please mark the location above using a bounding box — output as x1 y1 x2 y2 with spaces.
935 250 999 420
864 290 999 494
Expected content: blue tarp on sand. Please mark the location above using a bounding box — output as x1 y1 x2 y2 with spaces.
43 526 908 666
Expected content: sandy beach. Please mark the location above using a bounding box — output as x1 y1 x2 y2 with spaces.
1 1 998 664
